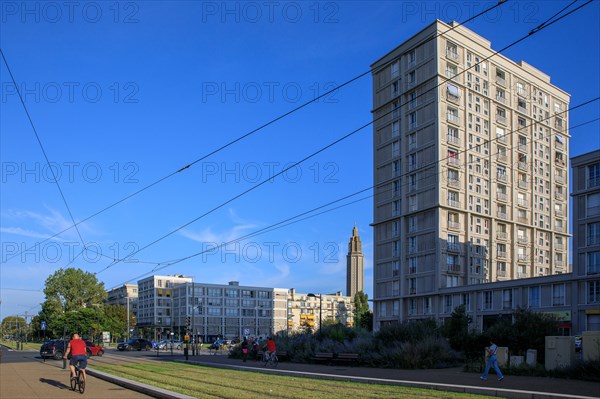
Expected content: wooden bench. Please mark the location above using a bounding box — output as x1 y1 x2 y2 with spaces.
276 350 288 361
312 352 334 364
334 353 359 365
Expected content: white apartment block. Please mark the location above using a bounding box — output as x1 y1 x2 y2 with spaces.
371 21 570 329
171 281 287 340
136 274 192 333
287 289 354 332
105 283 138 316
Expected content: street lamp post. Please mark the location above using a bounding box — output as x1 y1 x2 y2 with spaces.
307 293 322 330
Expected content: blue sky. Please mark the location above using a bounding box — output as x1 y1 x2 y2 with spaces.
1 1 599 321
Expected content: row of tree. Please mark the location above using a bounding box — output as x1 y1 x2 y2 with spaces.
1 268 135 342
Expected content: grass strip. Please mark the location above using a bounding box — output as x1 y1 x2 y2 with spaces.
94 362 495 399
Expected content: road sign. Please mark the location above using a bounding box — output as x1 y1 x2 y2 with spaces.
41 321 46 331
244 328 249 335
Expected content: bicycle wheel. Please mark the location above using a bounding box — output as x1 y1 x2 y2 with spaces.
70 376 77 391
262 354 269 366
78 372 85 394
272 355 279 367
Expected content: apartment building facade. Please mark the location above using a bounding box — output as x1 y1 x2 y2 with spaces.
105 283 138 317
371 21 570 329
171 281 287 340
287 289 354 332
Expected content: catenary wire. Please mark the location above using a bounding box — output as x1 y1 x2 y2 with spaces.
96 1 595 273
1 1 510 263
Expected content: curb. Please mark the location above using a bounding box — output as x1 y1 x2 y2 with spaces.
87 368 196 399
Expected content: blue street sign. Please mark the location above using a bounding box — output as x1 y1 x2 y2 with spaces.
41 321 46 330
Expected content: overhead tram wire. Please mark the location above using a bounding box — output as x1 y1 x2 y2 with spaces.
2 1 510 263
96 0 594 273
111 111 599 288
0 50 86 249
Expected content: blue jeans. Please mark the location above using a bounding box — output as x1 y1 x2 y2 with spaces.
481 354 503 379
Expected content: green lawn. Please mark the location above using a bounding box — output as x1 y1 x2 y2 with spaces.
0 339 41 351
94 362 495 399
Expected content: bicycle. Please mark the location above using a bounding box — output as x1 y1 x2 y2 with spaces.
262 351 278 367
70 362 86 394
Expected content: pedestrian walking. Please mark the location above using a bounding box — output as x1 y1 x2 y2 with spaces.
480 339 504 381
241 337 249 362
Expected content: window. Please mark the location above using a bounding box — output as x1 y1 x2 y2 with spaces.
588 193 600 217
588 222 600 246
391 81 399 97
392 161 400 177
392 121 400 138
448 190 460 207
502 289 512 309
447 106 459 124
392 141 400 158
552 284 565 306
528 286 540 308
462 293 471 311
409 112 417 129
408 91 417 109
588 163 600 188
484 291 492 310
588 252 600 274
446 63 458 79
393 180 400 197
408 50 416 67
589 281 600 304
408 71 416 86
409 299 416 315
408 258 416 274
424 297 432 314
444 295 453 313
391 61 399 78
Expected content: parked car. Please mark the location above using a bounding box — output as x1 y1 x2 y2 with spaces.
85 341 104 356
157 339 182 350
117 338 153 351
40 339 69 360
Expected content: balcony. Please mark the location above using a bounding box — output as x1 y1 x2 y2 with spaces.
447 263 461 273
555 243 564 251
496 192 508 201
447 134 461 146
446 49 459 61
447 92 460 104
555 140 564 150
496 95 506 104
555 259 564 267
448 221 461 230
555 209 563 217
447 157 461 167
409 288 416 295
496 115 507 125
447 243 461 252
517 272 528 278
517 105 527 114
497 135 507 144
448 199 461 208
517 216 528 224
496 76 506 86
497 211 508 220
497 251 507 258
518 236 528 244
518 162 528 171
555 192 564 201
497 270 507 277
448 178 460 188
518 143 528 152
497 231 507 240
517 198 529 208
555 158 566 168
447 113 460 125
555 174 565 184
518 180 528 189
497 153 507 163
497 173 507 182
517 255 529 262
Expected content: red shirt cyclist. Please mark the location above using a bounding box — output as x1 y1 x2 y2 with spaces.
63 333 87 381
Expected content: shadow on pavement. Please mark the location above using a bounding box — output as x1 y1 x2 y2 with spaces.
39 378 71 391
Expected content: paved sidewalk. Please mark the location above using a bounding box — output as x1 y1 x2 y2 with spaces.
0 348 153 399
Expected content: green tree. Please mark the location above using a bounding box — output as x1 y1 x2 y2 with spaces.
353 291 373 331
43 268 107 311
102 304 136 341
1 316 27 338
442 304 469 351
33 267 107 338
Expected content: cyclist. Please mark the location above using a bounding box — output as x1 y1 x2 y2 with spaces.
63 333 87 382
264 336 276 360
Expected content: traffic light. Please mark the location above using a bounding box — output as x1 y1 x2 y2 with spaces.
185 316 191 329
